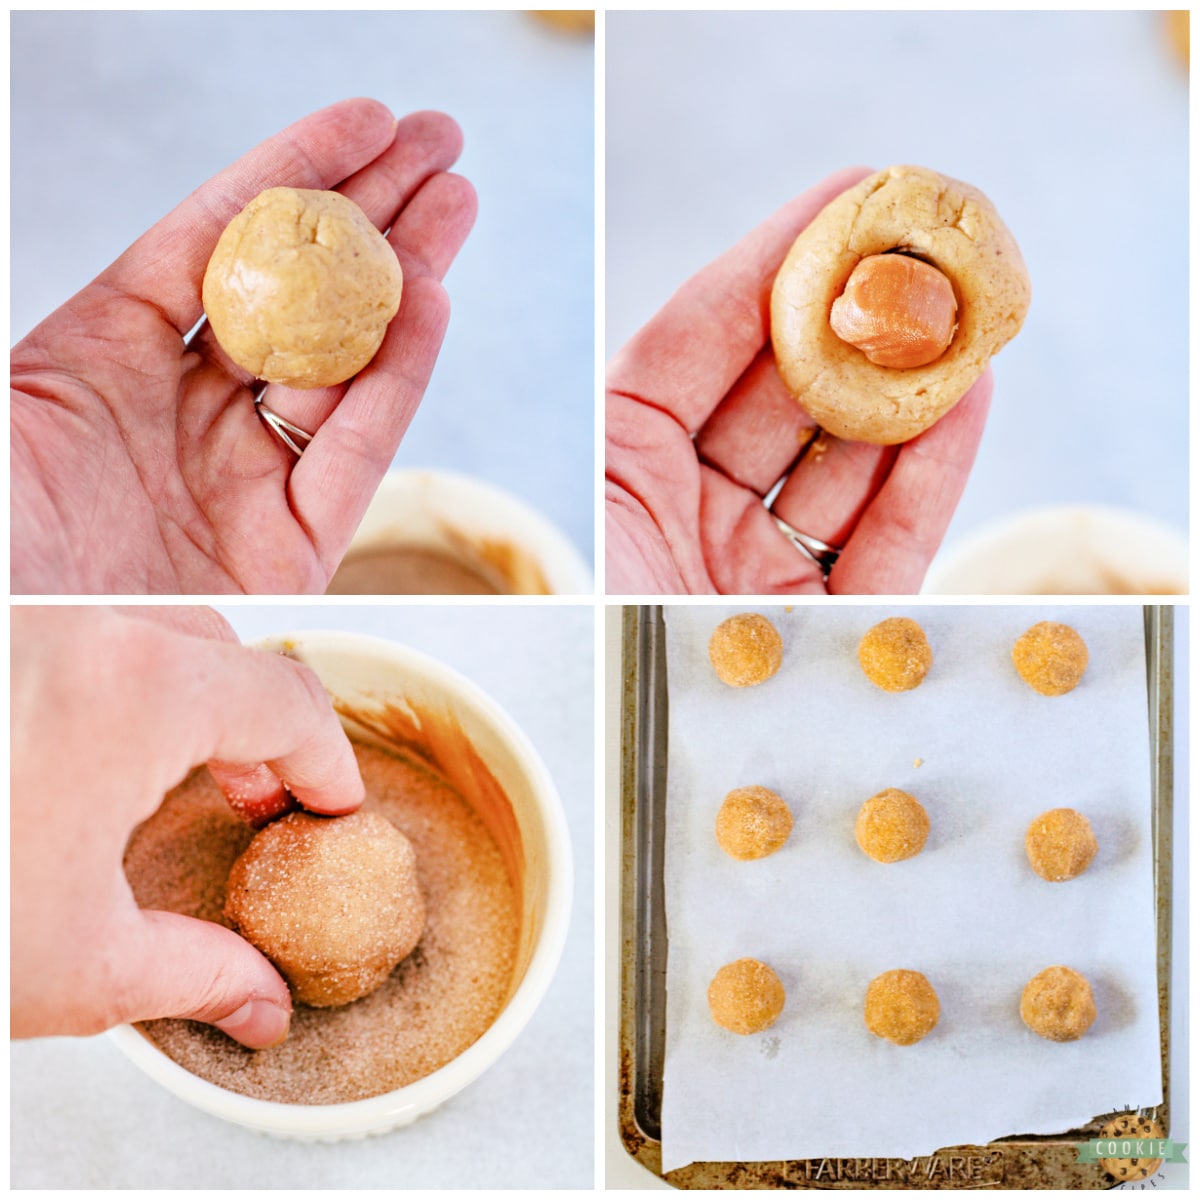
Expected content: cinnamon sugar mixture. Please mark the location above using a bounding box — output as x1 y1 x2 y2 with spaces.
123 740 519 1104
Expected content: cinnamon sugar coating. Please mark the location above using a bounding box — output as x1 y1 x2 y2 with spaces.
707 958 786 1035
864 969 940 1045
857 617 932 692
224 810 426 1008
124 740 518 1104
1020 965 1096 1041
707 613 783 688
1025 807 1098 882
855 788 929 863
715 786 793 861
1012 621 1089 696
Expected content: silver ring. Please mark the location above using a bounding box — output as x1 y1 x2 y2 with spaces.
773 515 841 576
256 400 313 456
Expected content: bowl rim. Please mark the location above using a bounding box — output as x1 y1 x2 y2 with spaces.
110 630 573 1136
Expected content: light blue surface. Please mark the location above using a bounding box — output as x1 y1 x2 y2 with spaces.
10 604 594 1188
10 10 595 564
606 10 1187 553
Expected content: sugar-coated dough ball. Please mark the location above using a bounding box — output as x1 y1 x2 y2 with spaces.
1025 808 1098 881
707 613 783 687
855 788 929 863
858 617 933 691
224 810 425 1008
202 187 403 389
864 969 940 1045
1020 965 1096 1041
707 958 786 1034
1012 621 1089 696
715 786 793 860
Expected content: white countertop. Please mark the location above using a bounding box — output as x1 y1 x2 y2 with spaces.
10 10 595 565
606 11 1188 560
11 604 594 1188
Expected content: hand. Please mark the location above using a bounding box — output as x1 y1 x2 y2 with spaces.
606 168 991 595
11 99 477 595
10 606 364 1048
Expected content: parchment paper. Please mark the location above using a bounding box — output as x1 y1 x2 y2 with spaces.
661 605 1163 1171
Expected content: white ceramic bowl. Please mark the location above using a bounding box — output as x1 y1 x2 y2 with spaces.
924 504 1189 595
329 469 593 595
110 631 573 1140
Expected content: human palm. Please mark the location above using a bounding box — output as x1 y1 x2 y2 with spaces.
606 168 991 595
11 99 477 594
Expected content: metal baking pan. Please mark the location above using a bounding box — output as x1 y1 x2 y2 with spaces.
617 605 1174 1189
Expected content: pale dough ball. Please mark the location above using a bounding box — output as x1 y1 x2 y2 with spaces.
1012 621 1089 696
224 810 425 1008
707 958 786 1035
864 969 940 1045
1020 965 1096 1041
858 617 933 692
855 788 929 863
1025 808 1098 881
707 613 783 687
202 187 403 389
715 786 793 860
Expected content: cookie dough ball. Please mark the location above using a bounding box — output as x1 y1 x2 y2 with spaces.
1012 621 1089 696
771 165 1030 445
716 786 794 860
864 969 940 1045
1020 965 1096 1041
855 788 929 863
1098 1113 1166 1183
202 187 403 389
1025 808 1098 881
707 958 786 1035
224 810 425 1008
858 617 933 692
707 613 783 687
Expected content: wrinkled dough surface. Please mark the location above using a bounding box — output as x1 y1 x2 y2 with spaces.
771 165 1030 444
202 187 403 389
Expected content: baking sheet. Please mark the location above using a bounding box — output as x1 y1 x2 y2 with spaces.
661 605 1162 1172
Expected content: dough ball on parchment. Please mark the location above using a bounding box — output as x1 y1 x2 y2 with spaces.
707 958 786 1035
1012 621 1089 696
1020 965 1097 1041
715 786 793 861
1025 807 1098 881
202 187 403 389
857 617 932 692
864 969 940 1045
855 788 929 863
707 613 783 687
224 810 425 1008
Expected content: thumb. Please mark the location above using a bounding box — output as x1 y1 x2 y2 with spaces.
114 910 292 1049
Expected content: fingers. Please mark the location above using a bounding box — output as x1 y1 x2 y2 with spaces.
100 98 400 336
772 436 898 549
608 167 873 433
111 608 301 825
112 909 291 1049
698 467 827 595
694 347 818 494
830 372 993 595
160 632 365 817
289 172 478 570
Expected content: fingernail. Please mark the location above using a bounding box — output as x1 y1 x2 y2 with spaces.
215 999 290 1049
